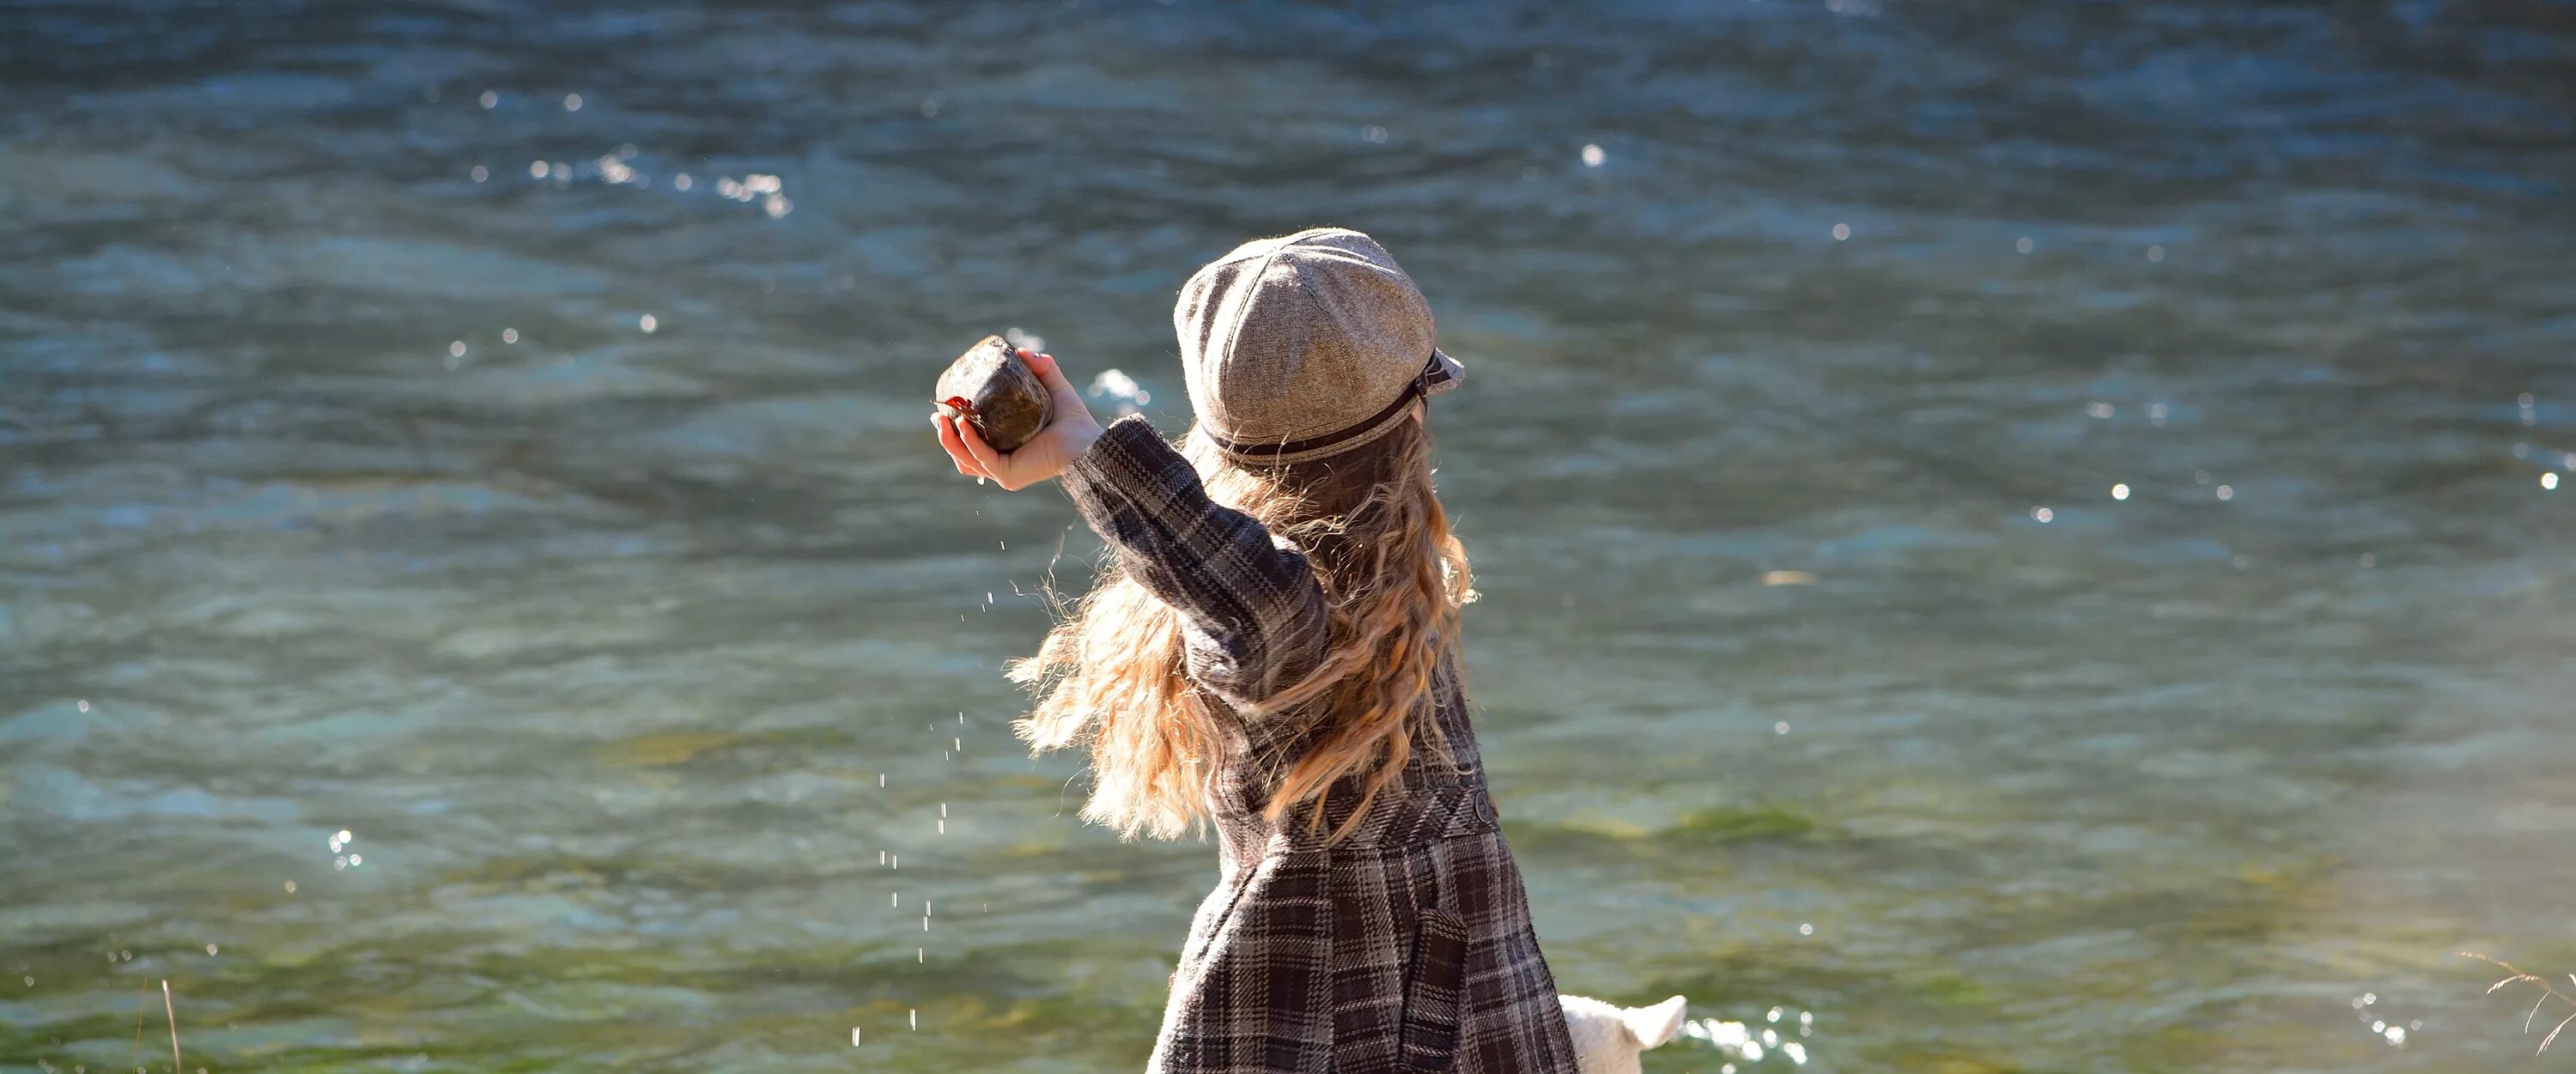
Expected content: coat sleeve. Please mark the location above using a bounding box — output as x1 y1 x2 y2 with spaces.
1059 415 1332 712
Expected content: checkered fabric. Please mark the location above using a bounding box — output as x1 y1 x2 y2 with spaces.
1060 416 1582 1074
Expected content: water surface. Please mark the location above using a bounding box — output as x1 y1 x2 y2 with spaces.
5 2 2575 1071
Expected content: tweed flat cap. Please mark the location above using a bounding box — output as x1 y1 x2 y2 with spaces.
1174 227 1462 466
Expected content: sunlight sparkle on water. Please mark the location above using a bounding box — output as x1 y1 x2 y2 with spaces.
2016 236 2032 253
1581 143 1604 167
2031 506 2053 523
2543 473 2559 490
2215 485 2233 501
640 315 657 332
470 165 487 182
1831 223 1850 241
478 90 497 108
2111 483 2129 501
563 94 582 111
1091 368 1149 406
2087 401 2113 418
502 328 518 343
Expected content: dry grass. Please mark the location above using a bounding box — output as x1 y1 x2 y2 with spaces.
2460 952 2576 1054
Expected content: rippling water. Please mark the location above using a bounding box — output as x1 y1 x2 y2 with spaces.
5 2 2574 1071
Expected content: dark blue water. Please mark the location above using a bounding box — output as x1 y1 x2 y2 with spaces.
4 2 2573 1071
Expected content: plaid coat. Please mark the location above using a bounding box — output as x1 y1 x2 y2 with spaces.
1060 416 1582 1074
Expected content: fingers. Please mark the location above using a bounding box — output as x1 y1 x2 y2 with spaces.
933 414 991 479
1019 349 1094 422
950 412 1015 488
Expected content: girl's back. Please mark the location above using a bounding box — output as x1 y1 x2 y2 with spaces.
933 227 1582 1074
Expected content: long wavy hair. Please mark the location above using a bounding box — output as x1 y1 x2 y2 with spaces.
1008 411 1473 844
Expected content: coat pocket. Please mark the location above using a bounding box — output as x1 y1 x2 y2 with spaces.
1396 907 1469 1071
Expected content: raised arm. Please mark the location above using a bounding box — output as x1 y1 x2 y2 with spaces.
1056 416 1331 710
932 350 1330 712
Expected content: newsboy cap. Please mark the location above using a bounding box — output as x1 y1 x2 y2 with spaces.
1174 227 1462 466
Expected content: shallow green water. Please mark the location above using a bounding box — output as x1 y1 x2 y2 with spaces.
5 2 2575 1071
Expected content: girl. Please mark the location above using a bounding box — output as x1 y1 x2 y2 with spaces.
933 227 1580 1074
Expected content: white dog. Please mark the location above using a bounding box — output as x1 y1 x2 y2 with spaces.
1559 993 1688 1074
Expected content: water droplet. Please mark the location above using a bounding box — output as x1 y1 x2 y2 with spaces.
2147 245 2166 262
1831 222 1850 241
205 944 216 956
920 98 940 118
1362 124 1388 143
448 341 466 358
502 328 519 343
563 93 582 111
674 173 693 191
283 880 296 893
1581 143 1604 167
2015 236 2032 253
1774 720 1789 734
479 90 497 108
2111 483 2129 501
2194 469 2210 484
2518 392 2535 408
470 165 488 182
75 700 88 713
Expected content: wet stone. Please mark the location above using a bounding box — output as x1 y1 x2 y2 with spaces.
934 334 1053 453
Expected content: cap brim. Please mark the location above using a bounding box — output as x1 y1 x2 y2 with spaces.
1424 348 1464 396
